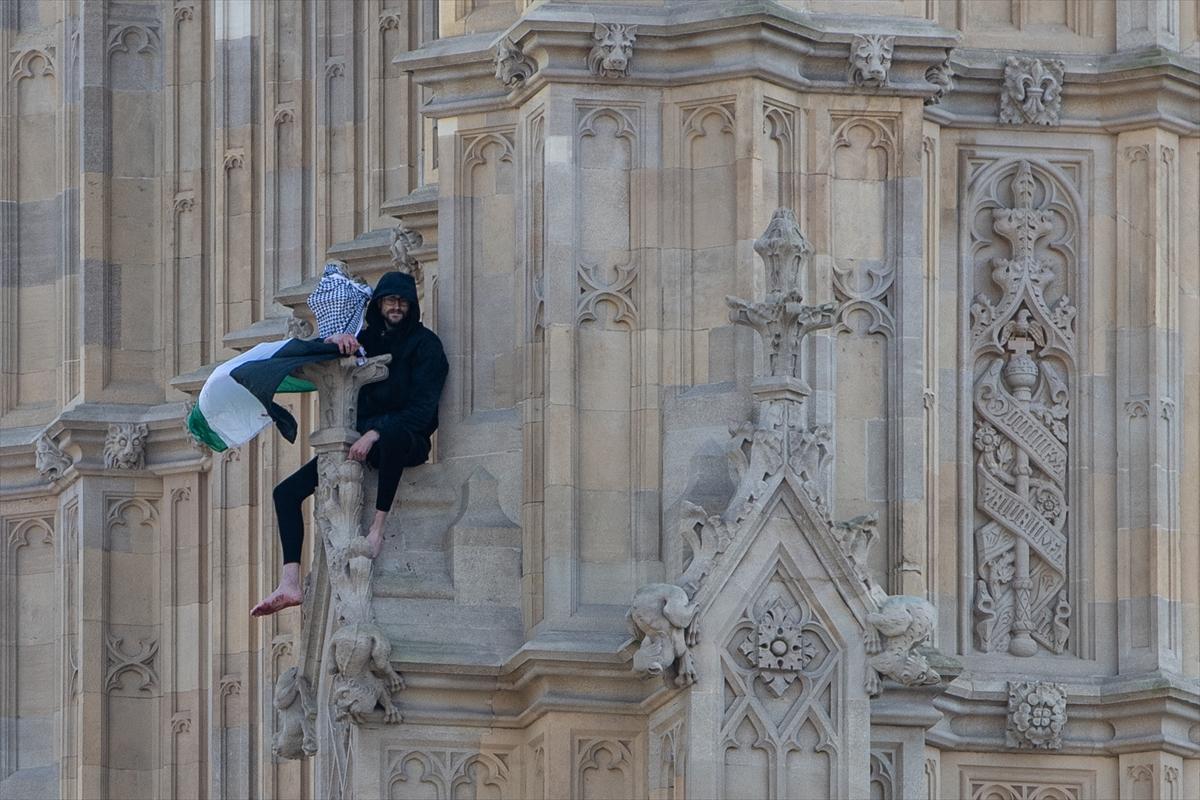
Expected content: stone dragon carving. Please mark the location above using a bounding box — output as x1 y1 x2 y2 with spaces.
863 583 940 696
271 666 317 759
587 23 637 79
999 56 1064 126
848 34 894 87
626 583 700 687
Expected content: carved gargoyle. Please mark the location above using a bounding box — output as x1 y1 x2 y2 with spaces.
627 583 700 688
35 433 71 481
328 620 405 724
587 23 636 79
494 36 535 88
863 584 940 696
271 666 316 759
848 34 894 88
105 423 149 470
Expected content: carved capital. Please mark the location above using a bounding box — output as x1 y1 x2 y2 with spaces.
299 356 391 449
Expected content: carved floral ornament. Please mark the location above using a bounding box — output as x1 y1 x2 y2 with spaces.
1006 680 1067 750
1000 56 1065 126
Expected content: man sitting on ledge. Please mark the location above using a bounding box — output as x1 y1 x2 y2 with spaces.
252 271 448 617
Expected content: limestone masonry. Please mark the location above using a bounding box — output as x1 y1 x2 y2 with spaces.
1 1 1199 798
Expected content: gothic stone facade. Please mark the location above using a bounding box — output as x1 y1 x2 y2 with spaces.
1 1 1199 799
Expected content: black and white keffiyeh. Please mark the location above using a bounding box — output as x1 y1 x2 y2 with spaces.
307 262 373 339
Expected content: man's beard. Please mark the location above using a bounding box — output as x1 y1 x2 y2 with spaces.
385 310 405 328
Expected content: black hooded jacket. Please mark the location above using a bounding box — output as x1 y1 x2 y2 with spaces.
355 271 448 452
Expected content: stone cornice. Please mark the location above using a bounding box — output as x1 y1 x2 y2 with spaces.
930 670 1200 757
928 46 1200 134
0 402 209 500
396 0 959 116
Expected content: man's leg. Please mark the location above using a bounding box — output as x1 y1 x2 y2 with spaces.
364 433 412 558
252 457 318 616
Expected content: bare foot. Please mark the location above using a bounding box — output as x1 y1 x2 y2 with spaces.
251 585 302 617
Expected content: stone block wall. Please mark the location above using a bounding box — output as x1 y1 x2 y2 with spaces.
0 1 1197 799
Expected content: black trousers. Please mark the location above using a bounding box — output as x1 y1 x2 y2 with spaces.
273 431 427 564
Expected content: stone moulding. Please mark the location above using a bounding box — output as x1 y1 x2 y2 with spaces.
396 5 958 116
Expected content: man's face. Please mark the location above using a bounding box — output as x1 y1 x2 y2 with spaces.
380 295 409 326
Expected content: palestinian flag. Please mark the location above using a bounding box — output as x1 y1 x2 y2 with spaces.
186 338 341 452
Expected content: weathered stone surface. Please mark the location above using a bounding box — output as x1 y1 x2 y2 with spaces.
3 1 1199 799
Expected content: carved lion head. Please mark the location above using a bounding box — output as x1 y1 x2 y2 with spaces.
587 24 637 79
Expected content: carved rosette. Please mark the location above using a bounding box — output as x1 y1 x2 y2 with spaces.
970 161 1076 657
999 57 1064 126
848 34 894 88
1006 681 1066 749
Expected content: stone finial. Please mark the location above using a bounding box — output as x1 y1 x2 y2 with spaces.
729 209 835 383
924 55 955 105
1006 681 1067 749
627 583 700 688
754 208 811 296
494 36 535 88
35 433 71 481
1000 56 1064 126
104 423 149 470
848 34 894 88
863 583 940 696
587 23 637 79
